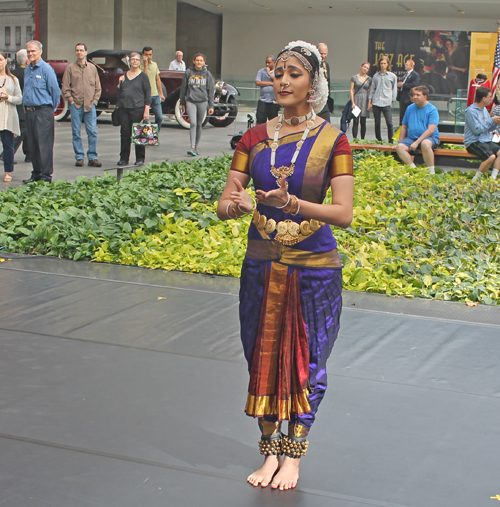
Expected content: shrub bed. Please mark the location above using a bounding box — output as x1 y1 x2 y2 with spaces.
1 152 499 304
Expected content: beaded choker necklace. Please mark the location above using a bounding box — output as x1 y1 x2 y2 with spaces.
282 110 314 126
270 111 316 180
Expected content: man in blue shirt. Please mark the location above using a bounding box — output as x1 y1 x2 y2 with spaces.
464 86 500 181
396 85 440 174
255 56 278 125
22 40 60 184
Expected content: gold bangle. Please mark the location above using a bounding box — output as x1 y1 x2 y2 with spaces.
282 194 300 215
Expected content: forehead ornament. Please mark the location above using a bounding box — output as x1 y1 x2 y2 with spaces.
276 50 313 72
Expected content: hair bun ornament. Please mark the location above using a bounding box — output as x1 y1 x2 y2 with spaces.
311 67 328 114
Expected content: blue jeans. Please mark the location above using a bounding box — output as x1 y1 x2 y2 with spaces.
1 130 14 173
150 95 163 131
70 103 98 161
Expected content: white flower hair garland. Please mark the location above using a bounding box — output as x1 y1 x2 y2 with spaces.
279 40 329 114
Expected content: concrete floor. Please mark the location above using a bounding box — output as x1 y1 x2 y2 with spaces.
0 108 423 190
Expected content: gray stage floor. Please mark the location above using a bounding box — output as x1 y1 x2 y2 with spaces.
1 254 500 507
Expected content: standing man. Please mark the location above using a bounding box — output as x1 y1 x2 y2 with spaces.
169 51 186 71
396 85 440 174
141 46 165 130
368 55 398 142
255 55 278 125
22 40 60 184
62 43 102 167
464 86 500 181
397 59 419 124
317 42 331 122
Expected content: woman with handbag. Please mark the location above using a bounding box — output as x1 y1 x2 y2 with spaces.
0 50 22 182
179 53 214 156
217 40 353 491
116 52 151 166
350 62 371 139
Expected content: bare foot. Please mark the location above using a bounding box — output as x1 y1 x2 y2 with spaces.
271 456 300 490
247 455 280 487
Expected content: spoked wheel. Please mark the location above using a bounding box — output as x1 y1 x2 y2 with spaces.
174 99 208 129
208 96 238 127
54 93 70 121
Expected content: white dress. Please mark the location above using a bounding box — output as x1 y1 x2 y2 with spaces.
0 75 22 136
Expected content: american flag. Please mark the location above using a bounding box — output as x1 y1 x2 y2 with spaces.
492 33 500 97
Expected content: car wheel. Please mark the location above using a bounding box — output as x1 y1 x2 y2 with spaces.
208 96 238 128
174 99 207 129
54 93 70 121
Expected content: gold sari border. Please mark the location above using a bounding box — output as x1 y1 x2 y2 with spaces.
246 240 342 268
331 153 354 177
248 124 323 172
245 391 312 420
230 149 250 174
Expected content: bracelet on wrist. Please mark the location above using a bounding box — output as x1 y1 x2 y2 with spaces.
276 192 290 209
282 194 300 215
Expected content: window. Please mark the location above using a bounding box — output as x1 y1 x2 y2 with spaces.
26 26 32 42
5 27 11 46
15 26 21 46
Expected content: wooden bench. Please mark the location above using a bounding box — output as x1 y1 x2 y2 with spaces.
439 134 464 144
350 142 477 159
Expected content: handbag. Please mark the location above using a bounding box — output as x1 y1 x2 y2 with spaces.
111 108 121 126
131 120 159 146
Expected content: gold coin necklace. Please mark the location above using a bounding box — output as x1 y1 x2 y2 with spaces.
270 110 316 181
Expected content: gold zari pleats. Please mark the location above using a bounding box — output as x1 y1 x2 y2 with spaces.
252 210 324 246
245 390 311 420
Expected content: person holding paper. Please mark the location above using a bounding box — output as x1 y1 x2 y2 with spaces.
350 62 371 139
396 85 440 175
464 86 500 181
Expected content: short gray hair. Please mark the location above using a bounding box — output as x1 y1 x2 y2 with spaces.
16 49 28 64
26 40 43 50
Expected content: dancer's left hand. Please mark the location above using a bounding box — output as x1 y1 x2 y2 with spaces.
255 175 289 208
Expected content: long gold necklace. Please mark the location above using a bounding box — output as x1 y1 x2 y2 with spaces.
270 110 316 181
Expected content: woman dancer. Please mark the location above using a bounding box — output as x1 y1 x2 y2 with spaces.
116 52 151 167
179 53 214 156
0 51 22 182
217 41 354 490
350 62 371 139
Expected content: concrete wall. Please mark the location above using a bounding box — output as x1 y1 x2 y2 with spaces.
221 13 494 85
38 0 176 69
40 0 114 60
116 0 176 70
176 2 222 77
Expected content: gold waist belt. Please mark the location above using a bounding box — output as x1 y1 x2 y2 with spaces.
252 210 325 246
246 240 342 268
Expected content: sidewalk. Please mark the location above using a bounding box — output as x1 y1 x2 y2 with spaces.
0 109 414 190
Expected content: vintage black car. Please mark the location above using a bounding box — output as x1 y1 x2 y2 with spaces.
48 49 239 128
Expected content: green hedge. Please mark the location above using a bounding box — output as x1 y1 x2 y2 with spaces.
1 151 499 304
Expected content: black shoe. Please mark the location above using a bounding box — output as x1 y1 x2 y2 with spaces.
134 160 144 166
75 159 84 167
24 156 31 163
88 159 102 167
22 177 39 184
117 159 129 166
13 161 17 165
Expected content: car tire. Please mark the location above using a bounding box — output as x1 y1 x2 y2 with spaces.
208 96 238 128
54 93 70 121
174 98 207 129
